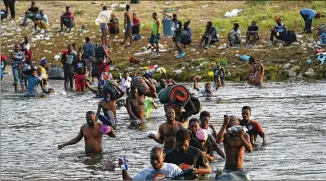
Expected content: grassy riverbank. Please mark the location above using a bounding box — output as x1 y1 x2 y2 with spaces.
1 1 326 82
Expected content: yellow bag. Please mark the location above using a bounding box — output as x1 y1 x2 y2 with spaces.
35 20 48 30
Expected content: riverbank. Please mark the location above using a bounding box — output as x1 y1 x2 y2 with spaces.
1 1 326 82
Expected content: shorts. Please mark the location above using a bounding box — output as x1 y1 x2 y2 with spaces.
149 33 160 45
12 68 24 85
100 23 108 32
173 34 182 43
125 23 133 31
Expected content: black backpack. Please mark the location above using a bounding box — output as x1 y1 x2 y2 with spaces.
95 45 106 63
286 30 297 44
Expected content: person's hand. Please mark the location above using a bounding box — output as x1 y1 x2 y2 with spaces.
58 144 64 149
118 158 123 167
238 129 245 138
147 133 157 140
223 116 230 126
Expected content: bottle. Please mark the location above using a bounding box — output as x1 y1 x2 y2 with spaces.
121 156 128 170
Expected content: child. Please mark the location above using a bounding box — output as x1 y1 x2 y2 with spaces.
74 49 87 92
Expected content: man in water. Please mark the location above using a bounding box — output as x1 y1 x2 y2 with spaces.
58 111 116 153
240 106 266 147
21 66 51 95
248 57 256 85
216 115 252 173
95 81 124 129
126 86 145 124
148 108 184 153
193 75 216 97
199 111 226 159
122 5 133 47
11 44 25 92
165 129 212 179
119 147 182 180
61 44 77 90
254 63 264 88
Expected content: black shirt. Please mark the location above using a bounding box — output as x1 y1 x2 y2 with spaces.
174 20 183 37
247 25 259 31
28 7 39 13
190 139 213 156
74 59 86 74
165 146 208 169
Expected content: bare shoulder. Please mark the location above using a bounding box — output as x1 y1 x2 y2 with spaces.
177 122 184 128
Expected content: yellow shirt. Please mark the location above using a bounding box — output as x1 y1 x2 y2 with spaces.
40 66 48 79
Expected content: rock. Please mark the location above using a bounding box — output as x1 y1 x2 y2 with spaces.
290 66 300 72
283 63 291 70
190 48 196 52
307 38 315 43
297 74 304 80
307 43 314 48
304 68 316 77
287 70 296 77
289 60 297 63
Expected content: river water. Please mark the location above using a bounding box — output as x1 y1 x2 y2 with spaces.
1 80 326 180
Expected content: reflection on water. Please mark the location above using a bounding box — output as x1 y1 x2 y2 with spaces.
1 80 326 179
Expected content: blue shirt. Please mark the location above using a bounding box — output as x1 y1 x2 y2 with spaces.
83 42 97 58
275 23 286 33
27 75 41 94
300 8 317 19
11 51 24 70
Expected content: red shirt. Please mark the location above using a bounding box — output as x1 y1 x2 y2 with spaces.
1 54 7 61
246 120 265 138
62 12 75 21
133 18 140 27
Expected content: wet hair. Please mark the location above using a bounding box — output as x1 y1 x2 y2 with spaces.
249 57 255 64
86 111 95 115
199 111 211 120
234 22 239 29
150 146 163 156
85 37 90 42
242 106 251 113
126 5 130 10
103 6 107 10
176 129 190 142
189 118 200 125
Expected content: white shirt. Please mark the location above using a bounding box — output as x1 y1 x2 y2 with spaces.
132 163 182 180
231 29 241 38
120 77 132 93
96 10 112 24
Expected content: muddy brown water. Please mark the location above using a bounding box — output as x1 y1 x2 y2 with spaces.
1 80 326 180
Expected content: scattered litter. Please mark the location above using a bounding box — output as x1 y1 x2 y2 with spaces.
202 5 208 8
224 9 242 18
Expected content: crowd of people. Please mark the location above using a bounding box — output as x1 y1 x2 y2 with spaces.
1 2 325 180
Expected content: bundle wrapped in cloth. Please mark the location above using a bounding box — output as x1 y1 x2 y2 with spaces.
158 85 190 107
131 76 150 95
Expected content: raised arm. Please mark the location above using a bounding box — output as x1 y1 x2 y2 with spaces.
193 77 200 91
216 116 230 144
95 103 102 122
118 158 132 180
239 131 253 152
58 127 83 149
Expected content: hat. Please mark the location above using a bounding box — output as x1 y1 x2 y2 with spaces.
196 128 208 141
275 17 281 22
40 59 47 65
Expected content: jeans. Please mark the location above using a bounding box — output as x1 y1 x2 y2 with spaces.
300 12 312 32
64 72 74 90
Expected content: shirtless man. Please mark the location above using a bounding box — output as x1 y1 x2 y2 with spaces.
254 63 264 88
95 81 124 129
58 111 116 153
148 108 184 153
216 115 252 173
126 86 145 124
122 5 133 47
248 57 256 84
